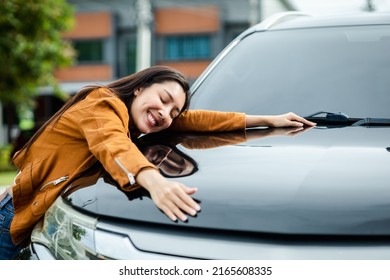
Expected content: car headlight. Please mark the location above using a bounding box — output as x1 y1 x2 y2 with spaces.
31 196 101 259
31 196 175 260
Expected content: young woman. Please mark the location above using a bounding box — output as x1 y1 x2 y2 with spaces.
0 65 315 259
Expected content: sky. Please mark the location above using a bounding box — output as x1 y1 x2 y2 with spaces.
291 0 390 15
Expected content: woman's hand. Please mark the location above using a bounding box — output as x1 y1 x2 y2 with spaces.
246 112 316 128
267 112 316 127
136 168 201 222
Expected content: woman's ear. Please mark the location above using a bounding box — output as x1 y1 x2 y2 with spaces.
134 87 144 96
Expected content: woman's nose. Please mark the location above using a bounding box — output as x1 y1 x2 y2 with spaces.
158 108 168 121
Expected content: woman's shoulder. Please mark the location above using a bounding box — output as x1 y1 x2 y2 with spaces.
88 87 117 99
66 87 127 117
77 87 123 107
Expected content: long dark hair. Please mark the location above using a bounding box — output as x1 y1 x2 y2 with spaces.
16 65 191 157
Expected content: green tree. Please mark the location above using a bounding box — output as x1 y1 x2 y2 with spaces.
0 0 75 107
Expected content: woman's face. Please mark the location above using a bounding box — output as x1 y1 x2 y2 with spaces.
130 81 186 134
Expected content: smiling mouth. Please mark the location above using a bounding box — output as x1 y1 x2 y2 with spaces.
147 112 158 127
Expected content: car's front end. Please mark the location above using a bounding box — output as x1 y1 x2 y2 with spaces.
27 126 390 260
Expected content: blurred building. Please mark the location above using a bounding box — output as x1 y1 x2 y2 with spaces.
1 0 295 145
59 0 295 88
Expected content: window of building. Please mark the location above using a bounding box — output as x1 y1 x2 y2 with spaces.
165 35 211 60
125 38 136 75
73 40 104 63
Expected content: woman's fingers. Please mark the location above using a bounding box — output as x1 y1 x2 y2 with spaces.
269 112 314 128
161 196 196 222
287 112 316 127
289 120 305 127
185 186 198 195
170 185 200 219
174 193 198 216
138 169 201 222
160 201 188 222
180 186 201 210
152 182 200 222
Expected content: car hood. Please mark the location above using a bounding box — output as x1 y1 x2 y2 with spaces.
64 126 390 236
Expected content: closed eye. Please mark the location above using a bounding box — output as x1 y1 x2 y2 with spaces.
162 88 181 119
160 96 168 104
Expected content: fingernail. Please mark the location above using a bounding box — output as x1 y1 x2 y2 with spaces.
195 205 201 211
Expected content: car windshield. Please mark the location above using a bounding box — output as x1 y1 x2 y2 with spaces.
191 25 390 118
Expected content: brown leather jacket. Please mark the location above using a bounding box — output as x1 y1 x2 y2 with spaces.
10 87 246 244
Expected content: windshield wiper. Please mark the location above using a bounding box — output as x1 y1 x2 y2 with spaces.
305 111 390 127
352 118 390 126
305 111 357 126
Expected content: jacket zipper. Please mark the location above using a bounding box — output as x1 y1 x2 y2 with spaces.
114 157 136 185
40 176 69 191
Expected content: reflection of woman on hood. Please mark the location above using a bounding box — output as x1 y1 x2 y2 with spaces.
136 127 310 178
136 130 251 178
141 144 198 178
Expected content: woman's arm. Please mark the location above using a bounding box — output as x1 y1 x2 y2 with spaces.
246 112 316 128
171 110 315 132
169 110 246 132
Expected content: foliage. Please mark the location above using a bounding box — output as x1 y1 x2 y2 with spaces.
0 0 75 107
0 144 16 171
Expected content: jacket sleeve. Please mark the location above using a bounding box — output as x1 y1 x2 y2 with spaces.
78 94 157 190
168 109 246 132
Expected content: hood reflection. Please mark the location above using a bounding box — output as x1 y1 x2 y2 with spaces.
137 127 311 178
141 144 198 178
64 127 311 199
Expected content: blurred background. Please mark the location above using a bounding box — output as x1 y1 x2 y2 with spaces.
1 0 390 186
